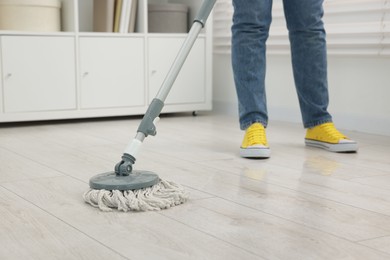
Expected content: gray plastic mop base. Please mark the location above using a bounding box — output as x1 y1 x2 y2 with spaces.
89 170 160 191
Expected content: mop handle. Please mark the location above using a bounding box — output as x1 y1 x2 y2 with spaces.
194 0 217 27
119 0 216 172
156 0 216 102
136 0 216 138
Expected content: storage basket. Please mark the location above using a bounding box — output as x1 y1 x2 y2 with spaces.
0 0 61 32
148 3 188 33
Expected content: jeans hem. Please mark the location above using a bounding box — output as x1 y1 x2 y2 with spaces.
304 117 333 129
241 120 268 130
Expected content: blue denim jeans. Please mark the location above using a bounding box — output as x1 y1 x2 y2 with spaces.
232 0 333 130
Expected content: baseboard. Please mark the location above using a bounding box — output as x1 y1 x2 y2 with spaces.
212 100 390 136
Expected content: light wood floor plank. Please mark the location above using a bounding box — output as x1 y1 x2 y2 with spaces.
0 186 127 260
351 174 390 190
1 113 389 259
2 176 262 260
0 147 63 183
136 152 390 241
359 236 390 255
161 197 390 260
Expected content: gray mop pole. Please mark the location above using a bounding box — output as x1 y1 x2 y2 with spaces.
117 0 217 175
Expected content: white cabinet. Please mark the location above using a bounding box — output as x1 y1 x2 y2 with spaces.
148 37 206 105
0 0 212 122
79 36 145 109
1 36 76 113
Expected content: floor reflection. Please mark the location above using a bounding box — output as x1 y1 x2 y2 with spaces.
243 167 268 181
303 155 340 176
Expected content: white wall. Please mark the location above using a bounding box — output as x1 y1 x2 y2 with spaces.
213 53 390 136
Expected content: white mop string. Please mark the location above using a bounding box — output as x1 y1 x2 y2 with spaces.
83 179 189 212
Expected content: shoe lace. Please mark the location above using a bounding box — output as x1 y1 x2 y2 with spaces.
247 125 267 145
321 123 346 139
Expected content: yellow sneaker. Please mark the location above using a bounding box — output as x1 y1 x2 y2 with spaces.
305 122 358 152
240 123 270 158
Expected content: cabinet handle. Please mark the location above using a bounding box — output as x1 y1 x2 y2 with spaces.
5 73 12 79
151 70 157 76
82 72 89 78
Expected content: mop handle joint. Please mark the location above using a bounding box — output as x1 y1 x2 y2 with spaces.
114 153 136 176
137 98 164 137
194 0 217 27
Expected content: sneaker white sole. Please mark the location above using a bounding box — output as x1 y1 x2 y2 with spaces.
305 139 358 153
240 145 271 158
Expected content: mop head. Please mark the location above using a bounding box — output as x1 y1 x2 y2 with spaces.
83 179 189 212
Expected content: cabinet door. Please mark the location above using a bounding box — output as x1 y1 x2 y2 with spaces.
1 36 76 113
0 42 3 113
148 37 206 104
79 37 145 109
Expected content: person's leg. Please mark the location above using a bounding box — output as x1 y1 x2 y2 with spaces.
283 0 358 152
282 0 332 128
231 0 273 130
232 0 273 158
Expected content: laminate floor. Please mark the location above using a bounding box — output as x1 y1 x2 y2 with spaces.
0 113 389 260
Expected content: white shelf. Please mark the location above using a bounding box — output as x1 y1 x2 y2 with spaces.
0 0 213 122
